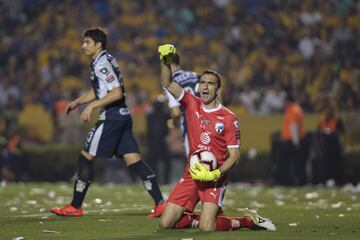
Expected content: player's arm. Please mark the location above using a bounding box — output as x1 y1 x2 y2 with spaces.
159 44 183 99
80 87 122 122
160 62 183 99
217 148 240 174
89 87 123 109
164 87 181 124
65 89 96 114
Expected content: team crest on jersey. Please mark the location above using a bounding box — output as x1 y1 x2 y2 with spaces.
100 67 109 75
233 120 239 129
215 123 224 134
90 71 95 80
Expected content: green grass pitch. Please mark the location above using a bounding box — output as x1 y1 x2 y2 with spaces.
0 182 359 240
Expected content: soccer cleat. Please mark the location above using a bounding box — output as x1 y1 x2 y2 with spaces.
147 201 167 218
51 204 83 217
243 209 276 231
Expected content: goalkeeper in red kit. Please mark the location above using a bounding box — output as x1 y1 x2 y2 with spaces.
157 44 276 232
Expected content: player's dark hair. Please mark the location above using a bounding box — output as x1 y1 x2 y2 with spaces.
83 27 107 50
202 69 222 88
172 52 180 65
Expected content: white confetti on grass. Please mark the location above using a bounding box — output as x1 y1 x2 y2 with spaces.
99 219 112 222
48 191 56 198
12 237 25 240
289 222 299 227
42 230 60 234
305 192 319 199
25 200 37 205
9 207 18 212
275 200 285 206
331 202 344 208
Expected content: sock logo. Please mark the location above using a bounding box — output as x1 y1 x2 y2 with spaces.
76 180 86 192
143 180 153 191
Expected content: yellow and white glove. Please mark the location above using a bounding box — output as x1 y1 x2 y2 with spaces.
189 162 221 182
158 44 176 64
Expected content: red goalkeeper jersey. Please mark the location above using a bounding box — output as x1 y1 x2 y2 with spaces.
178 91 240 166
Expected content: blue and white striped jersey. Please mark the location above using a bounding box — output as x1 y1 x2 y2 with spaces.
90 50 130 120
164 69 200 156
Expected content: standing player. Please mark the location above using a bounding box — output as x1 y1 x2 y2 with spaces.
157 44 276 231
163 52 200 156
51 27 165 217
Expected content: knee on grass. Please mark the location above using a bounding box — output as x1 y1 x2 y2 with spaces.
159 219 174 229
199 222 216 232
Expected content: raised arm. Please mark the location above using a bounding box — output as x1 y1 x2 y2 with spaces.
158 44 183 100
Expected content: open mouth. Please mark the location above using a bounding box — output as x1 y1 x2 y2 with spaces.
201 92 209 98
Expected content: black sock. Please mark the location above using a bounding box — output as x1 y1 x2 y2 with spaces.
71 154 93 209
128 160 164 205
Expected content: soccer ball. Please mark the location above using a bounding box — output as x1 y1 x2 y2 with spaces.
189 149 217 171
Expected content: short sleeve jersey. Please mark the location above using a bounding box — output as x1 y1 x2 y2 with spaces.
90 50 130 120
178 91 240 166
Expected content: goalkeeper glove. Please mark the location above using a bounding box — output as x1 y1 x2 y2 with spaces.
189 162 221 182
158 44 176 64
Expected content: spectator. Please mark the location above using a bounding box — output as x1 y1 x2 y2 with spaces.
276 94 307 186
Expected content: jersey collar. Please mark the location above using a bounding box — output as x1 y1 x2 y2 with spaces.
202 103 222 113
91 50 107 67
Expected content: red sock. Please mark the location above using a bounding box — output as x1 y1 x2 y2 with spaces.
215 216 239 231
175 214 196 229
239 215 254 228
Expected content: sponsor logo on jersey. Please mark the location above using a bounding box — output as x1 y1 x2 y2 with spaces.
200 132 211 144
215 122 224 134
105 74 115 82
197 144 211 151
201 119 210 125
100 67 109 75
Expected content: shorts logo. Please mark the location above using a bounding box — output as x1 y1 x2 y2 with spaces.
215 123 224 134
119 108 130 115
200 132 211 144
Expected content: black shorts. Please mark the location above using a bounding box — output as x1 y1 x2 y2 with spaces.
83 119 139 158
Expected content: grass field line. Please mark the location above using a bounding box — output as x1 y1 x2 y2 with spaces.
0 207 148 218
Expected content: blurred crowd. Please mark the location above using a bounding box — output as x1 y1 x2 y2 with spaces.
0 0 359 146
